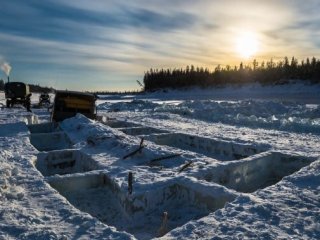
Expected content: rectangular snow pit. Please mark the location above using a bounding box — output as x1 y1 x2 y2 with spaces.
202 152 315 193
36 149 99 176
145 133 267 161
30 131 72 151
47 173 235 240
28 122 60 134
103 120 140 128
117 127 168 136
125 180 236 239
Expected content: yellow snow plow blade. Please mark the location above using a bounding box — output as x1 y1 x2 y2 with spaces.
51 90 97 122
64 98 93 109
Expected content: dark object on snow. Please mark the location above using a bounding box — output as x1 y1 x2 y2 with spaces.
51 90 97 122
178 160 193 173
123 138 145 159
4 82 32 111
39 93 50 107
149 154 181 164
128 171 133 194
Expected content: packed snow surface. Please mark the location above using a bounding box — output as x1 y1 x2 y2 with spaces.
0 83 319 239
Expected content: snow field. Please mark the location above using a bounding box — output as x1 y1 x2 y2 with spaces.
1 85 319 239
99 98 320 135
24 115 317 239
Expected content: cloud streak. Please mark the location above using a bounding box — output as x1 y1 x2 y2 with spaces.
1 0 320 90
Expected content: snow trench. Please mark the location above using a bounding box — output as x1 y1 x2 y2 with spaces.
30 132 73 151
144 132 269 161
102 119 140 128
102 119 169 136
117 126 168 136
28 122 73 151
200 151 315 193
35 149 100 176
47 172 236 240
26 118 317 239
28 122 60 134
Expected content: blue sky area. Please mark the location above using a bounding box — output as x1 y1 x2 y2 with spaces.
1 0 320 91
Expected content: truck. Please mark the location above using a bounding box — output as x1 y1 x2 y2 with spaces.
51 90 97 122
4 82 32 111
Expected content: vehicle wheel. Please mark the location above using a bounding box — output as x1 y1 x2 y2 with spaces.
6 100 11 108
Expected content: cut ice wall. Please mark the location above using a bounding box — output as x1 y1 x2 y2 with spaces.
47 173 236 240
145 133 268 161
201 152 315 193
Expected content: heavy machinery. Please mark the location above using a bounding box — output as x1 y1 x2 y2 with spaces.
4 82 32 111
51 90 97 122
39 93 50 107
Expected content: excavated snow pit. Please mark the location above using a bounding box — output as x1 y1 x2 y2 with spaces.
202 151 315 193
147 154 188 168
144 133 268 161
36 149 99 176
30 132 72 151
28 122 60 134
102 120 140 128
117 126 168 136
47 173 236 240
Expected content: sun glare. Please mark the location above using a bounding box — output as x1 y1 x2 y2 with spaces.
236 32 258 59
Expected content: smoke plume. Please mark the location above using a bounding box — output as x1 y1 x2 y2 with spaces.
1 61 12 76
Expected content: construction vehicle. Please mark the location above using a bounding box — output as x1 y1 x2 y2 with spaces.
39 93 50 107
51 90 97 122
4 82 32 111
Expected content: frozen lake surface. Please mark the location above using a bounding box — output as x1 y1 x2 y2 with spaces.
0 83 319 239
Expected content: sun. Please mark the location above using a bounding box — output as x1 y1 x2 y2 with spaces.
236 32 258 59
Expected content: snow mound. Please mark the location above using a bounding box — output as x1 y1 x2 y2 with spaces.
99 99 320 134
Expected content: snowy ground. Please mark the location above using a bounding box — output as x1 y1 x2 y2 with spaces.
0 82 319 239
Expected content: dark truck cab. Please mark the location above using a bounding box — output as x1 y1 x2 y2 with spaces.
4 82 31 111
51 90 97 122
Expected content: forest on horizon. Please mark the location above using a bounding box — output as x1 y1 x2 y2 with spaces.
143 57 320 91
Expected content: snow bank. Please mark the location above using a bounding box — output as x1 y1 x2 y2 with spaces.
99 99 320 134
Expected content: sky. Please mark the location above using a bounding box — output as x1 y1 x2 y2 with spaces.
1 0 320 91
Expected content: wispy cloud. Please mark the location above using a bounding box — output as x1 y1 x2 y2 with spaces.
1 0 320 90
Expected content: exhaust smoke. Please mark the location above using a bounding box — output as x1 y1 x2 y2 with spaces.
1 61 12 82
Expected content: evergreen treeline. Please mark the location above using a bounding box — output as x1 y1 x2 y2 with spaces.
92 90 143 95
143 57 320 91
29 84 54 93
